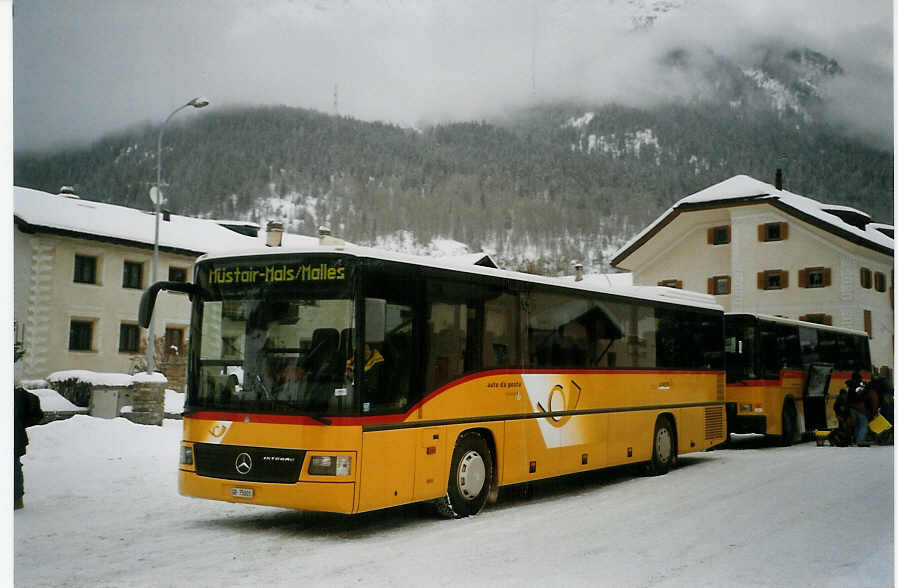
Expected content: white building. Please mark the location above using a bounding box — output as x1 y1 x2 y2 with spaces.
12 186 293 382
611 175 894 372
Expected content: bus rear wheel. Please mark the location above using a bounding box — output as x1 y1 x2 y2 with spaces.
646 416 676 476
435 432 493 519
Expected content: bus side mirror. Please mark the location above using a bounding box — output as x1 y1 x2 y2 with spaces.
139 281 199 328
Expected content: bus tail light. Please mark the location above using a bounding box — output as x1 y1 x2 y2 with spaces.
180 444 194 466
309 455 352 476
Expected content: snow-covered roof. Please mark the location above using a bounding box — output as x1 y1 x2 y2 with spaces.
612 174 894 266
13 186 262 256
200 243 723 311
439 252 498 268
13 186 505 273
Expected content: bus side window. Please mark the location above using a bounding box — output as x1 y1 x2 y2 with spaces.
361 267 420 413
483 293 519 369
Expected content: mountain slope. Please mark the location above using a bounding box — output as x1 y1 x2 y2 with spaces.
14 48 892 275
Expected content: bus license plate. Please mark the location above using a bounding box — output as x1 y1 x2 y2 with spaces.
231 487 254 499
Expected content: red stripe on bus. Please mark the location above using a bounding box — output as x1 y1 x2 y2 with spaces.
187 369 724 427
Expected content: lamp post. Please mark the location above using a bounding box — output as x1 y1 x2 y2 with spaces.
146 97 209 374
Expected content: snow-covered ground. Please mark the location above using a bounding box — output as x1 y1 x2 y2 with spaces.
13 417 894 587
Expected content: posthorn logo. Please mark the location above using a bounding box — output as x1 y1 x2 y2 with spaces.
235 452 253 475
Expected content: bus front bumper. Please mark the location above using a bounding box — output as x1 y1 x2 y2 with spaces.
179 470 356 514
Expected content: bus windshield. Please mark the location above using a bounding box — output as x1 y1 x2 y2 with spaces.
193 295 356 416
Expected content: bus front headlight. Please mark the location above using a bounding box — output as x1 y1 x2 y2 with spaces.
309 455 351 476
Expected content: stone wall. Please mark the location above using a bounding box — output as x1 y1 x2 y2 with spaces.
158 361 187 393
123 381 166 426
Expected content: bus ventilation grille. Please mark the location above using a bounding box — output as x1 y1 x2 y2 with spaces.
193 443 305 484
704 406 724 440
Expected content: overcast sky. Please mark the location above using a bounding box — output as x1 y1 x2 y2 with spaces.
13 0 893 152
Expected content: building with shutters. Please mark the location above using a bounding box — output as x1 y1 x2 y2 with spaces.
611 174 894 372
13 186 272 383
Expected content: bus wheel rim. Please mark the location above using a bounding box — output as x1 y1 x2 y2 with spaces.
457 450 486 500
656 428 672 463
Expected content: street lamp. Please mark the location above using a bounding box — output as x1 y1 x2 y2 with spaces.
146 97 209 374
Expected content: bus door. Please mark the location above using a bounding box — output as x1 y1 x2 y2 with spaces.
803 363 833 431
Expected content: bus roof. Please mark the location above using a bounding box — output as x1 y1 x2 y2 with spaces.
726 312 869 338
198 243 724 312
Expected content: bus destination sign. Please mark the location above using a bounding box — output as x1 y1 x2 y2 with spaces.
208 263 346 285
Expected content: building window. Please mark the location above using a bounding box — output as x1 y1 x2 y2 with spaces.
164 327 185 356
799 314 832 326
707 275 731 295
119 323 140 353
874 271 886 292
69 320 94 351
168 266 188 282
758 222 788 242
707 225 730 245
798 267 831 288
757 270 789 290
657 279 683 289
74 255 98 284
859 267 872 289
123 261 144 289
864 309 872 338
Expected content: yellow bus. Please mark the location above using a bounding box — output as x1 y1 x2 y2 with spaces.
724 313 872 444
140 245 727 517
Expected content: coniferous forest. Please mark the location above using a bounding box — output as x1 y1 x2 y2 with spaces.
15 98 892 274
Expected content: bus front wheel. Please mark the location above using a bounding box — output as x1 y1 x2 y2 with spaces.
646 416 676 476
435 432 493 519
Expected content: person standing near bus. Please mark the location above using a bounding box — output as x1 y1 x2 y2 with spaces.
845 374 870 446
15 386 44 509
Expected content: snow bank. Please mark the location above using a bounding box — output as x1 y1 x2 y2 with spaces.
164 389 185 414
13 418 894 587
30 388 85 412
47 369 167 386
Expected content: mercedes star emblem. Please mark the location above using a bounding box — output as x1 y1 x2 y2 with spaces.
235 452 252 475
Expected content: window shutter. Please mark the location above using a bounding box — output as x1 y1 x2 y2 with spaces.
864 310 872 338
758 225 765 242
707 278 714 294
823 268 831 286
707 228 714 244
799 314 808 322
824 315 833 326
675 280 683 289
780 222 788 240
798 269 808 288
781 270 789 288
757 272 765 289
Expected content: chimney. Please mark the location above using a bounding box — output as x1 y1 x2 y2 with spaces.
318 225 345 247
58 185 80 199
574 262 584 282
265 220 284 247
774 169 783 190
